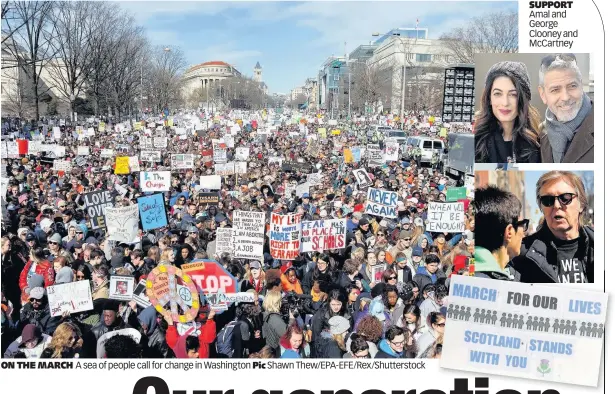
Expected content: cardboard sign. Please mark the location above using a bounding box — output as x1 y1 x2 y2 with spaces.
300 219 347 252
215 163 234 176
140 171 171 192
447 187 467 202
101 149 115 158
440 276 608 387
77 146 90 156
200 175 221 190
104 204 140 243
427 202 465 233
137 193 168 231
365 188 398 219
269 213 302 260
236 147 250 160
115 156 130 174
232 211 266 260
198 192 219 205
47 280 94 317
109 275 135 301
215 227 234 257
383 141 399 161
170 154 194 169
53 160 72 172
153 137 167 149
133 279 152 308
82 190 114 230
181 259 239 296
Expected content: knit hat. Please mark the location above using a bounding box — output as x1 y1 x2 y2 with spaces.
328 316 350 335
369 300 386 321
55 266 73 284
412 246 423 257
29 287 45 300
26 274 45 293
358 217 370 226
399 230 412 240
48 233 62 244
19 324 42 347
485 61 532 100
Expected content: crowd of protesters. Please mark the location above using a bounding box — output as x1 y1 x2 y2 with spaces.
1 109 476 359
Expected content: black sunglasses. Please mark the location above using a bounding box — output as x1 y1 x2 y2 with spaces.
512 218 530 233
541 53 576 68
539 193 577 208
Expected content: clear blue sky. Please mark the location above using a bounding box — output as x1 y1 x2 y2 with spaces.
117 1 517 93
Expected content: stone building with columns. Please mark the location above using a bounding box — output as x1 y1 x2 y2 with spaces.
182 60 242 96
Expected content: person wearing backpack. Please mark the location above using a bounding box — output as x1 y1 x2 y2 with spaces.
262 290 291 354
215 318 243 358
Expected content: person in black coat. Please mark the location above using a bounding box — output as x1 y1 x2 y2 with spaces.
18 288 61 336
82 300 128 358
138 306 174 358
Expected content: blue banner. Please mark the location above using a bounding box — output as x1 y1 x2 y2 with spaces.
137 193 168 231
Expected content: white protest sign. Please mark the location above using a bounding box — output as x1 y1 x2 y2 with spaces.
213 148 227 163
236 147 250 160
129 156 141 172
223 134 235 148
353 168 372 188
306 173 323 186
440 275 608 387
170 154 194 169
77 146 90 156
268 157 283 166
234 161 247 174
104 204 140 243
153 137 167 149
269 213 302 260
215 162 234 176
383 141 399 161
427 202 464 233
47 280 94 317
200 175 221 190
53 160 72 172
140 150 161 162
109 275 135 301
53 127 61 139
365 187 398 218
28 141 42 154
295 182 310 198
100 149 115 158
233 210 265 260
52 145 66 158
215 227 235 257
300 219 346 252
140 171 171 192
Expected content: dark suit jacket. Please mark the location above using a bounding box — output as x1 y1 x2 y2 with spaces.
540 107 594 163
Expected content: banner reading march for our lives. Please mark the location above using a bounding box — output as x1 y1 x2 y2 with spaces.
269 213 302 260
440 275 608 387
365 187 398 218
300 219 346 253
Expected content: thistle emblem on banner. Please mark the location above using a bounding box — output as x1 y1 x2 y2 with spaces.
537 359 552 376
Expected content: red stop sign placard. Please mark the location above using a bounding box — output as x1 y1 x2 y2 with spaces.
181 259 238 295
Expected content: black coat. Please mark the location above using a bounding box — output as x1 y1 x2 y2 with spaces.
511 225 594 283
19 303 61 336
142 327 174 358
479 130 540 163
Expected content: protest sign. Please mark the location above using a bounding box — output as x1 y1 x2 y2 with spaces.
104 204 139 243
100 148 114 157
268 157 283 166
232 210 265 260
367 144 384 167
153 136 167 149
306 173 322 185
47 281 93 317
365 187 398 218
145 265 199 323
200 175 221 190
77 146 90 156
215 227 234 257
295 182 310 198
372 264 387 283
236 147 250 160
427 202 465 232
132 279 151 308
234 161 247 174
140 150 161 162
139 137 153 150
137 193 168 231
181 260 239 296
198 192 219 205
353 168 372 188
213 147 227 163
82 190 114 230
447 187 467 202
215 162 235 176
140 171 171 192
170 154 194 169
28 141 42 155
128 156 141 172
115 156 130 174
440 275 608 387
109 275 135 301
74 156 87 167
300 219 346 252
343 149 354 163
53 160 72 172
269 213 302 260
383 141 399 161
53 126 61 139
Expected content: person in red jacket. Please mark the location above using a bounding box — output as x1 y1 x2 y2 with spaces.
19 248 55 304
166 307 216 358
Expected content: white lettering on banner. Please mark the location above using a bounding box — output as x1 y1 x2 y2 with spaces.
427 202 464 233
233 211 265 259
47 280 93 317
300 219 347 252
216 227 234 257
82 190 114 230
441 275 608 387
365 187 398 219
140 171 171 192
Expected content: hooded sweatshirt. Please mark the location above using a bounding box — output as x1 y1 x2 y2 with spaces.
55 266 73 284
138 306 158 336
166 319 216 359
474 246 515 281
375 338 402 358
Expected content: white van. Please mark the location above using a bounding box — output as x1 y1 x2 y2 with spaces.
404 136 445 163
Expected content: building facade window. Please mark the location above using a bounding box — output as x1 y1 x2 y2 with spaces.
416 54 432 62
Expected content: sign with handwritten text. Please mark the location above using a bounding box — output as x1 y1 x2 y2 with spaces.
137 193 168 231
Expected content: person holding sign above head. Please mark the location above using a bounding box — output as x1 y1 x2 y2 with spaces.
511 171 594 283
474 61 542 164
472 186 524 281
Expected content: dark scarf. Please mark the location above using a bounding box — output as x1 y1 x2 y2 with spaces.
544 93 592 163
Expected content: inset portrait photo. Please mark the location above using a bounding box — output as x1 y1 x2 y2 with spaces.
474 53 593 164
473 170 594 283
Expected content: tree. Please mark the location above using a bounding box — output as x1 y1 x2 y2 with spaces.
440 10 519 64
2 1 58 120
289 93 308 109
145 45 187 113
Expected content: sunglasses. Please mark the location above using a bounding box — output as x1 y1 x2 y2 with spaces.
402 238 411 242
512 218 530 233
539 193 577 207
389 276 397 280
435 322 446 327
76 275 85 280
48 241 59 245
541 53 576 68
377 233 385 236
29 298 42 303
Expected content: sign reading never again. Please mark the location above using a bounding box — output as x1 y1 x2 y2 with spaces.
440 275 607 387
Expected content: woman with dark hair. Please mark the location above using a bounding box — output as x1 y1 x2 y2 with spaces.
310 288 353 348
344 335 371 358
74 263 92 282
301 253 335 294
416 311 446 358
179 244 194 263
403 303 427 340
475 61 541 163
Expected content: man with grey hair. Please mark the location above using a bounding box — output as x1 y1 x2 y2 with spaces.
538 54 593 163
